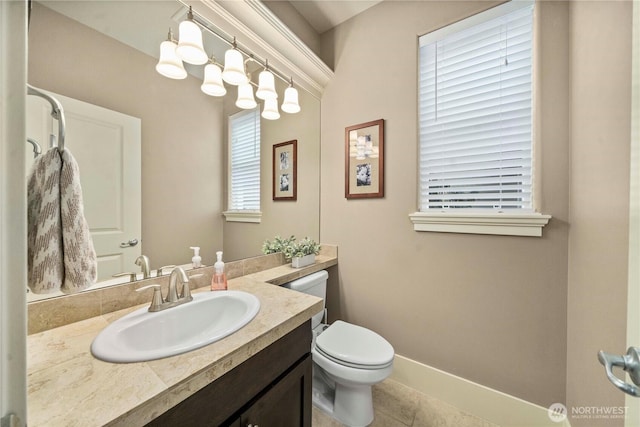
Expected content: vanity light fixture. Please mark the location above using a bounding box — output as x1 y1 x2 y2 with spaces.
176 6 208 65
222 38 248 86
281 78 301 114
236 80 258 109
256 60 277 100
156 2 302 119
201 57 226 96
156 29 187 80
262 97 280 120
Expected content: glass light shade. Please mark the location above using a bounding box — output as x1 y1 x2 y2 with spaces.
222 49 248 85
281 86 301 114
176 19 208 65
156 40 187 80
261 98 280 120
236 82 257 109
256 70 277 100
201 63 226 96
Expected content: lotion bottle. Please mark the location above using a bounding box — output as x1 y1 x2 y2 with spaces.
211 251 227 291
190 246 202 268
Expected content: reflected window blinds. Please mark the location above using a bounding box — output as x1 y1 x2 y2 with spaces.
229 109 261 210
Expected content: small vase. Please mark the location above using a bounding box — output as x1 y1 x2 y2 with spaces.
291 254 315 268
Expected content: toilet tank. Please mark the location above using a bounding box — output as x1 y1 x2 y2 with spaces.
283 270 328 329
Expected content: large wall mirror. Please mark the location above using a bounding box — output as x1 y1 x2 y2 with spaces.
27 0 321 301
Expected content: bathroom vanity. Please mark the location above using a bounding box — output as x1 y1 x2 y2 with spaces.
147 322 312 426
26 251 337 426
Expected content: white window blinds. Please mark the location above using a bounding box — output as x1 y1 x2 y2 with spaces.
418 2 534 211
229 109 260 210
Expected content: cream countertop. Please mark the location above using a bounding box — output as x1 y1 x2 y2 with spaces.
26 258 336 427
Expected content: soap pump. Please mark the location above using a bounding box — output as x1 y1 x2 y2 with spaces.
190 246 202 268
211 251 227 291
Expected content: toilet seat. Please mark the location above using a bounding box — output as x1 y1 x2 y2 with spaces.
315 320 394 369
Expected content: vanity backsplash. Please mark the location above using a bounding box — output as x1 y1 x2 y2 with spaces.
27 245 337 334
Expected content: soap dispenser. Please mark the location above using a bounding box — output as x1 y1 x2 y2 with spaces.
211 251 227 291
190 246 202 268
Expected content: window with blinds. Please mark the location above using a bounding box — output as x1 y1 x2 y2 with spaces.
418 1 534 211
229 109 260 211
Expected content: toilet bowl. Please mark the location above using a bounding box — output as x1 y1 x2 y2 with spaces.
284 271 394 427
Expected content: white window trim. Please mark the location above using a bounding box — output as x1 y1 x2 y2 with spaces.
223 210 262 223
409 211 551 237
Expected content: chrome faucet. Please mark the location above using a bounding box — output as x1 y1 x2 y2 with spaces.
136 267 193 312
135 255 151 279
167 266 190 302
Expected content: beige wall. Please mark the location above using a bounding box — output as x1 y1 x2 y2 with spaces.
320 0 572 407
28 3 224 268
222 82 321 261
262 0 322 56
567 2 632 426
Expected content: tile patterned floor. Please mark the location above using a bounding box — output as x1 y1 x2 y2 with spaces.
312 378 499 427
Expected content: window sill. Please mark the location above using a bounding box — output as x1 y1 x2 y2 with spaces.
408 211 551 237
223 210 262 223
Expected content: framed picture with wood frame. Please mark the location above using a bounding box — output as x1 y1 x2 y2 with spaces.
273 140 297 201
345 119 384 199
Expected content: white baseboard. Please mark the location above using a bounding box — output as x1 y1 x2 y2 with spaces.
390 354 571 427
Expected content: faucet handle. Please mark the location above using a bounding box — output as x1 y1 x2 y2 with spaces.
157 265 176 277
136 284 164 312
113 272 137 282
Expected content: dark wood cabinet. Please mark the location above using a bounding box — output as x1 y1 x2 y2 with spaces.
146 321 312 427
229 354 312 427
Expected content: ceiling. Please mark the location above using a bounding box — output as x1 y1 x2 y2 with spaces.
35 0 379 79
287 0 382 34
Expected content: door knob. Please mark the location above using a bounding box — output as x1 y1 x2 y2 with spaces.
598 346 640 397
120 238 139 248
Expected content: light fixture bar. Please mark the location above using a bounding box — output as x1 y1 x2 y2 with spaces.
177 0 293 87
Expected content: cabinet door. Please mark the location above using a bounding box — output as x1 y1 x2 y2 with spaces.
241 354 312 427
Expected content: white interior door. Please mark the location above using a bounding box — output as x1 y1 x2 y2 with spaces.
26 92 142 282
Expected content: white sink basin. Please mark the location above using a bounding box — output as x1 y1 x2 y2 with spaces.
91 290 260 363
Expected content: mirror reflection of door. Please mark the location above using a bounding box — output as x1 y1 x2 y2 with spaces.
26 92 142 285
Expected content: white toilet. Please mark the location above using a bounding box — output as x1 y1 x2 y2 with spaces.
284 270 394 427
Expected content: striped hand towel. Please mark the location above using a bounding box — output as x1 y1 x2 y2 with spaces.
27 147 97 294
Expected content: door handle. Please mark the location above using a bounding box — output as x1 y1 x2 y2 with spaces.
120 238 139 248
598 346 640 397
